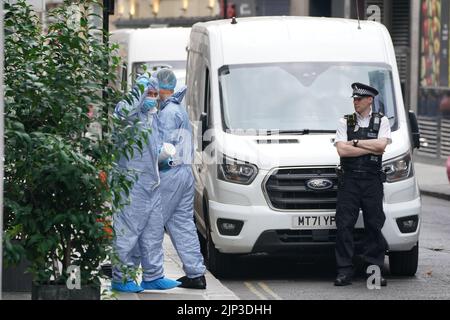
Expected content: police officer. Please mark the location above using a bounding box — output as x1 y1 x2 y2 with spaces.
334 82 391 286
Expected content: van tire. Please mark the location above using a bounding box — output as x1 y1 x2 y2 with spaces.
198 229 207 257
202 198 234 278
389 244 419 276
193 213 207 257
205 223 234 278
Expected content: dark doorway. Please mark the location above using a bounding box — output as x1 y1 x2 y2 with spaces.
310 0 332 17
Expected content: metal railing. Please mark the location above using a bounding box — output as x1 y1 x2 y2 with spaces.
417 116 450 159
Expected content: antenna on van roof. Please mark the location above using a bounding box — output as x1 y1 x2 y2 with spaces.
356 0 361 29
231 16 237 24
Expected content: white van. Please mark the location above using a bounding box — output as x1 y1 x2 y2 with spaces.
110 27 191 91
186 17 422 278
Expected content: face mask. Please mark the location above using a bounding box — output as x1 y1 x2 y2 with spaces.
142 97 158 113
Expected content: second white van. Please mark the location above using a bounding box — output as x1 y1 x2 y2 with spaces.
111 27 191 91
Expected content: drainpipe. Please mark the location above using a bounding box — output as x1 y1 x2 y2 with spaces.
409 0 420 113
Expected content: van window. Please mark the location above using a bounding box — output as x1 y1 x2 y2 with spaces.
132 60 186 80
121 63 128 92
218 62 398 133
186 51 205 122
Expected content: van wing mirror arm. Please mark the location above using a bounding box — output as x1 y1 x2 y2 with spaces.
200 112 210 151
408 110 421 149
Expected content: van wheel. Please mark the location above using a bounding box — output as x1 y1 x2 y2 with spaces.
202 197 234 278
194 213 207 257
205 228 234 278
389 244 419 276
198 229 207 257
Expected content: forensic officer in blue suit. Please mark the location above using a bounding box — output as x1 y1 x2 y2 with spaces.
155 69 207 289
334 82 391 287
112 75 180 292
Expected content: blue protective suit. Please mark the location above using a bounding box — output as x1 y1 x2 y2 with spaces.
112 76 165 283
158 85 206 278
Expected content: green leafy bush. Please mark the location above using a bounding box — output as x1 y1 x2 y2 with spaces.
3 0 142 286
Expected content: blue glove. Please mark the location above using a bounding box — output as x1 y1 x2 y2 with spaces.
135 75 151 90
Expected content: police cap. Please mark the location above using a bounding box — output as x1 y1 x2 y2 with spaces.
351 82 379 98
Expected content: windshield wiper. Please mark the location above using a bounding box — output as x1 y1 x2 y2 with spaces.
275 129 336 135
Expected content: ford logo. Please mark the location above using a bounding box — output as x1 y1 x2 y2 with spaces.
306 178 333 191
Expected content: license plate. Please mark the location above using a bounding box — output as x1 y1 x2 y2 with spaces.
292 214 336 229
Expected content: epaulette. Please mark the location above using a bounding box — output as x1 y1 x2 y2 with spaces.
373 112 384 118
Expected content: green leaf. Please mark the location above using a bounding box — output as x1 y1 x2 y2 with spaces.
4 0 126 285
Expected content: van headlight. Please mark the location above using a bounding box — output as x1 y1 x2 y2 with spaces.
218 154 258 185
382 152 413 183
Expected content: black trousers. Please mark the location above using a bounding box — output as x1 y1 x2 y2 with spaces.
335 173 387 276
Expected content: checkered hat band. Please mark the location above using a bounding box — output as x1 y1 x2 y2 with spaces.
354 88 372 96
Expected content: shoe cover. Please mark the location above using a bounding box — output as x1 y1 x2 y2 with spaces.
111 280 144 293
141 277 181 290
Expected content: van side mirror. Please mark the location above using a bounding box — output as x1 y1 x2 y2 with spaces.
408 110 420 149
200 112 210 150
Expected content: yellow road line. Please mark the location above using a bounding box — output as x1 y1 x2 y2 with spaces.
257 282 283 300
244 282 268 300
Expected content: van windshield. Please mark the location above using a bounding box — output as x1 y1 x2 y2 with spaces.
218 62 398 134
132 60 186 78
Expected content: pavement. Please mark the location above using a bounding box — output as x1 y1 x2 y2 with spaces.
414 158 450 201
108 234 239 300
2 234 239 301
2 158 448 301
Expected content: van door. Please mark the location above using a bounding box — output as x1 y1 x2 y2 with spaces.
194 65 212 237
187 47 208 235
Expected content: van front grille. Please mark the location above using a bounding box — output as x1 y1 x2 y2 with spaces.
264 167 338 210
276 229 365 243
